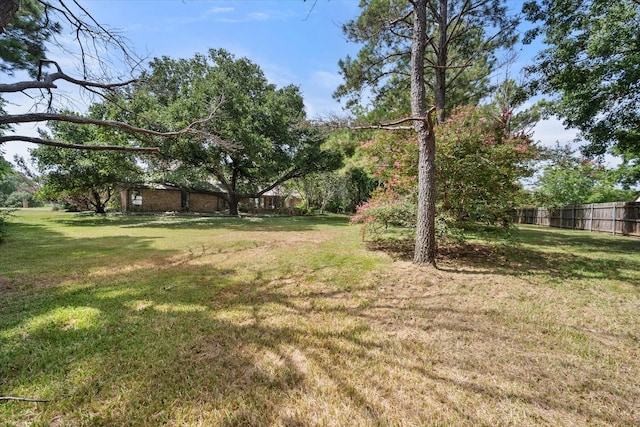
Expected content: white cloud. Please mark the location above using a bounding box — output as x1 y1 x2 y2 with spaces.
207 7 234 15
258 61 297 88
531 117 579 148
247 12 269 21
212 9 294 23
531 117 622 167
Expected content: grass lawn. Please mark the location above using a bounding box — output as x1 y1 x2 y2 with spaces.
1 209 639 426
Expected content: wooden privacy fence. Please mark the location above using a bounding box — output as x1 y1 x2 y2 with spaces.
513 202 640 237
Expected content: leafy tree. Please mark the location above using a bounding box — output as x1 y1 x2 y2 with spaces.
492 78 541 136
336 0 518 266
0 156 41 207
336 0 518 120
125 49 342 215
523 0 640 164
0 0 61 77
531 145 636 206
31 111 142 213
0 1 205 153
353 105 538 234
0 155 10 180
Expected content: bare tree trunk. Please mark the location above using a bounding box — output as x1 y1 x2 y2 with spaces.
434 0 448 122
228 194 239 216
0 0 19 34
411 0 437 266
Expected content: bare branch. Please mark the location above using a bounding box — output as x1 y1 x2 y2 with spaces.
350 124 415 131
303 0 318 21
0 112 216 138
0 396 51 403
389 9 413 27
318 112 435 132
0 136 160 153
39 0 141 76
0 60 136 93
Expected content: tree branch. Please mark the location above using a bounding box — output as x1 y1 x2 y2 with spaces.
0 60 136 93
0 136 160 153
0 112 217 139
0 396 51 403
349 115 430 131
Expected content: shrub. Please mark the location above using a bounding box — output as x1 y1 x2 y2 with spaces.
353 105 539 240
0 208 15 243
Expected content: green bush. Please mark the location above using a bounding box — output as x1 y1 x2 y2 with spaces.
0 208 15 243
4 191 42 208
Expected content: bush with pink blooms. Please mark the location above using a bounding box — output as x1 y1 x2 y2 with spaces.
351 105 538 240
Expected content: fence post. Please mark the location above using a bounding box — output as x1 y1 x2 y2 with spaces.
613 204 617 235
589 203 594 232
572 205 575 229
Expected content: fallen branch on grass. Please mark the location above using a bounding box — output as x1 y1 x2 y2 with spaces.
0 396 51 403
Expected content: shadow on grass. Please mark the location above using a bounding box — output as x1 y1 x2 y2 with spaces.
0 222 171 291
2 254 638 425
2 218 638 425
50 213 350 232
365 225 640 285
1 264 363 425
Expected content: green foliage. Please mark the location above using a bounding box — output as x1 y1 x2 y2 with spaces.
0 0 61 77
0 156 40 207
352 105 538 237
531 145 637 206
0 208 13 242
437 106 537 225
524 0 640 162
335 0 518 116
125 49 342 215
291 165 376 214
31 109 142 213
3 190 40 207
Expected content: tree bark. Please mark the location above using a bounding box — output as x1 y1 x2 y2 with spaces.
227 166 240 216
228 194 239 216
411 0 437 266
434 0 448 122
0 0 19 34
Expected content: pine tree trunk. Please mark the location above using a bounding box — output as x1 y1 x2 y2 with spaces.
411 0 437 266
0 0 19 34
413 115 437 265
434 0 448 121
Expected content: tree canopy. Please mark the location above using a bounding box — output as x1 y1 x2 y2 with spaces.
524 0 640 161
335 0 518 120
531 145 637 207
32 109 142 213
0 1 210 153
0 0 60 77
124 49 342 215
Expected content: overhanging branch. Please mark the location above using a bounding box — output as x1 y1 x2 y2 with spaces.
0 136 160 153
347 115 430 131
0 112 217 139
0 60 136 93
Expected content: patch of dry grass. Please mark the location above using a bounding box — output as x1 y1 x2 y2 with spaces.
1 212 639 426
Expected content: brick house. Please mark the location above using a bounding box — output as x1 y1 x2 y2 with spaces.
120 184 227 213
243 188 302 212
120 184 302 214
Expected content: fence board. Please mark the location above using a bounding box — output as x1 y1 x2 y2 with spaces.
513 202 640 237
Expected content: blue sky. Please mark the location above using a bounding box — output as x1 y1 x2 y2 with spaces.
2 0 578 164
